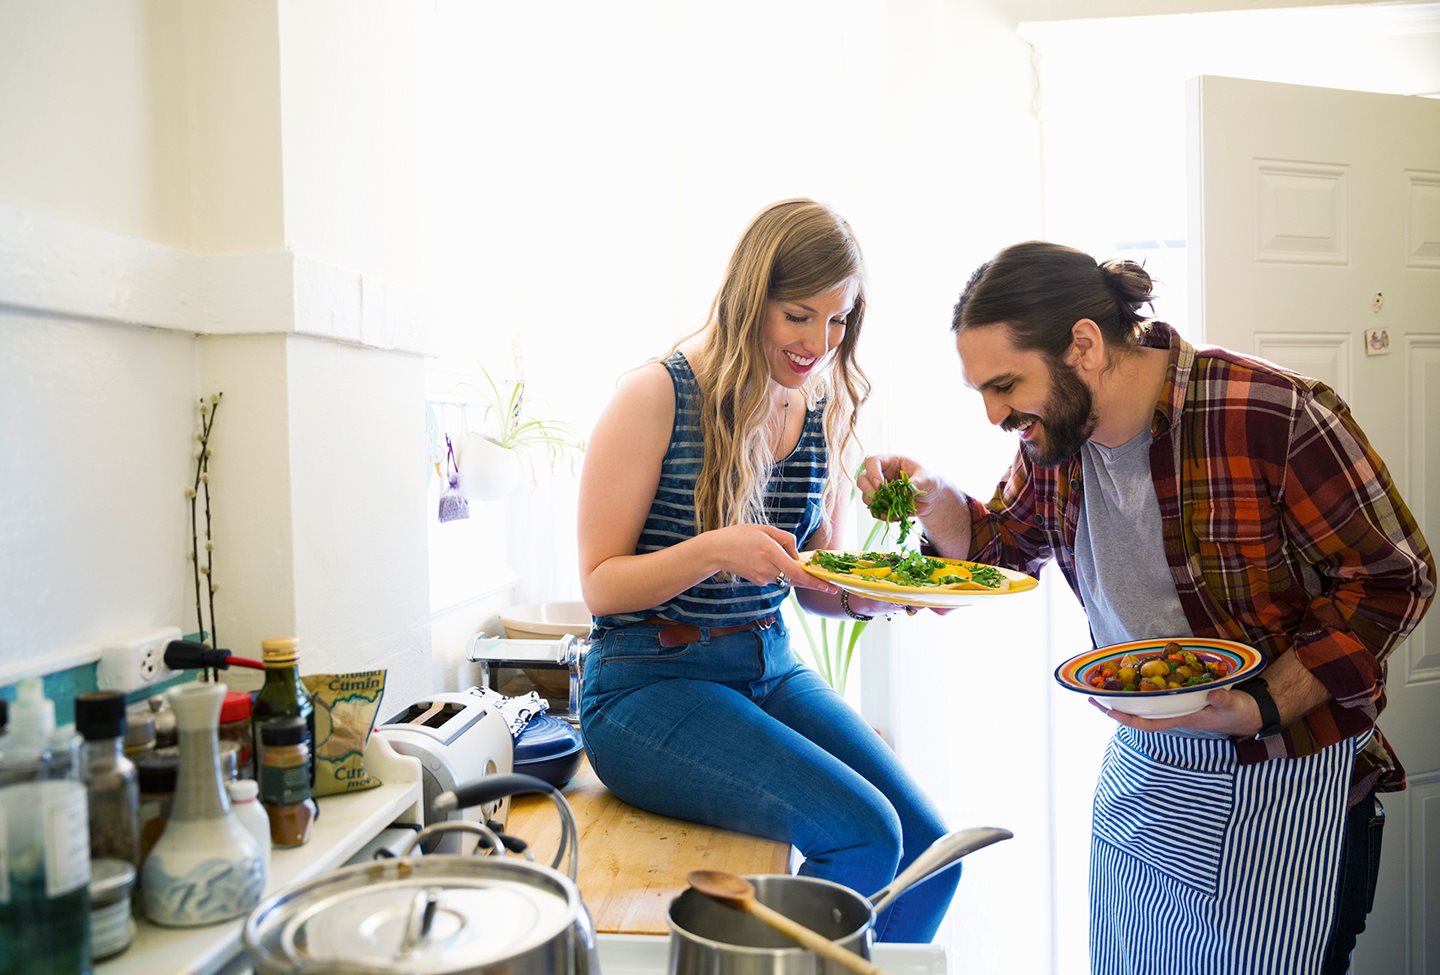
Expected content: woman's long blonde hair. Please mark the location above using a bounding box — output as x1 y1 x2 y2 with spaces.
684 198 870 537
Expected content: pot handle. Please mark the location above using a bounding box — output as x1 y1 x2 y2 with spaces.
434 773 581 881
868 826 1013 915
401 820 506 858
436 772 559 809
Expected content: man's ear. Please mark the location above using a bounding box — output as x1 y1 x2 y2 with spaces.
1067 319 1105 372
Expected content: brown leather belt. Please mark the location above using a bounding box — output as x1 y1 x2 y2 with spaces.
645 613 778 648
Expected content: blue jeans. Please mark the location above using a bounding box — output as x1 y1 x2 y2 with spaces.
579 616 958 942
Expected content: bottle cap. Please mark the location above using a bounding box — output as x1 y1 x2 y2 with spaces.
9 677 55 745
220 690 253 724
75 691 128 741
261 637 299 666
226 778 259 802
261 717 307 747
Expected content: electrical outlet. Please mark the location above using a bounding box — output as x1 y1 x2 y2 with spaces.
97 626 182 693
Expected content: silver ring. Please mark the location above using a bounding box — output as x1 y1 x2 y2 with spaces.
776 572 790 588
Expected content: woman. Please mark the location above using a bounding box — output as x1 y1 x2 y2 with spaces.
577 199 958 942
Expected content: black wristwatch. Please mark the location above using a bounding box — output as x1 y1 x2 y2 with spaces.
1236 677 1283 740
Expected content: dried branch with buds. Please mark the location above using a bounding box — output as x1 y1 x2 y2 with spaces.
187 393 223 664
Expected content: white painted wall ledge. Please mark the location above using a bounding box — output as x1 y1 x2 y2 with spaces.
0 204 437 354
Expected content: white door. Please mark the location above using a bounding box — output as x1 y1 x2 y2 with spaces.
1189 75 1440 974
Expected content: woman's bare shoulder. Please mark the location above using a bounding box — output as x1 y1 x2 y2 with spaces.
611 358 676 413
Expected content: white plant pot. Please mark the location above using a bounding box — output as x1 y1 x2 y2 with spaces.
459 433 521 501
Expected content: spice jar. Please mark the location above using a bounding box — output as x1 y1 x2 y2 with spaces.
75 691 140 868
219 691 255 780
123 706 155 759
135 750 178 865
89 858 137 960
259 717 317 847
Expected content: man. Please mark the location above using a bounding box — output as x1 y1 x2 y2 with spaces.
862 242 1434 973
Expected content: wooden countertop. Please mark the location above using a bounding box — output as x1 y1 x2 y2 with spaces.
506 754 791 935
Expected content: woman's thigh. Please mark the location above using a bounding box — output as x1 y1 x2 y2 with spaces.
759 666 950 846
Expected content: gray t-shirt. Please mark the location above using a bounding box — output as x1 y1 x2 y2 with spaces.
1073 428 1191 648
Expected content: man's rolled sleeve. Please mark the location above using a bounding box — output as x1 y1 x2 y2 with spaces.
1279 388 1435 714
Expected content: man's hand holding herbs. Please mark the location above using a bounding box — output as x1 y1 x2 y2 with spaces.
858 454 972 559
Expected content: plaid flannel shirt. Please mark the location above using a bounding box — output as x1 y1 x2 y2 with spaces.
964 323 1434 796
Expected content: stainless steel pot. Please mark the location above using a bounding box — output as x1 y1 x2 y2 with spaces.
668 827 1012 975
244 774 598 975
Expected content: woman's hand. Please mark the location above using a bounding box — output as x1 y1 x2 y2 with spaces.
709 524 836 593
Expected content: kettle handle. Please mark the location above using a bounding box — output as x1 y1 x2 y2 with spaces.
433 773 581 881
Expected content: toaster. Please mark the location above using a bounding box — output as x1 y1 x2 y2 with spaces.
375 690 514 853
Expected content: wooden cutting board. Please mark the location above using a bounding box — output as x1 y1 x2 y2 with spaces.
506 754 792 935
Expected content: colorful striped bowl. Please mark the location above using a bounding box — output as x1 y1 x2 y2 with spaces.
1054 637 1265 718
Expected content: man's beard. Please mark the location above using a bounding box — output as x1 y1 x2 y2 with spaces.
1002 358 1097 468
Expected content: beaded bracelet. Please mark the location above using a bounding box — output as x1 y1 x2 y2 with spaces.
838 590 874 621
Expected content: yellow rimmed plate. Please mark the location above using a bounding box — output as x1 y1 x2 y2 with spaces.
799 550 1039 608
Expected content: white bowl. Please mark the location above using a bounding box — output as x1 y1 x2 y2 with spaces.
1054 637 1264 719
499 601 592 640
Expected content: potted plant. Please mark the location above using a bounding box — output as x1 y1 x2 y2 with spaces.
786 509 900 696
453 366 585 501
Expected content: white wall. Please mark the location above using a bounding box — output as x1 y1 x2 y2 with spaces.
0 311 196 682
0 1 434 707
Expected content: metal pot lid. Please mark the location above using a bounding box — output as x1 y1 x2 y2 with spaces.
246 857 580 974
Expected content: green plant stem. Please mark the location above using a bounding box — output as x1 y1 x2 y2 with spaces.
839 620 868 697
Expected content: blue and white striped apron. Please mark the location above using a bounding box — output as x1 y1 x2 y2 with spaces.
1090 726 1369 974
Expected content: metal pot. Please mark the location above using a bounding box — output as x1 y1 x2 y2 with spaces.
244 774 598 975
668 827 1012 975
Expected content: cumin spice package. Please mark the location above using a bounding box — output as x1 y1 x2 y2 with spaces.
300 670 387 796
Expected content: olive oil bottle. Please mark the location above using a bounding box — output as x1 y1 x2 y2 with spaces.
250 637 316 788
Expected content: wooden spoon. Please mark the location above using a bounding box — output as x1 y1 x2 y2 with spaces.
686 870 887 975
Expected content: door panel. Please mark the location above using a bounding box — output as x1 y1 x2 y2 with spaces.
1189 75 1440 975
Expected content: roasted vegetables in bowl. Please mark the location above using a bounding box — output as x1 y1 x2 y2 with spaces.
1054 638 1265 718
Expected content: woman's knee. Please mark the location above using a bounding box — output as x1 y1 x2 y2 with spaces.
805 785 904 866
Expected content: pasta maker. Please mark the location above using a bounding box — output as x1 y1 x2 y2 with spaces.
467 633 589 723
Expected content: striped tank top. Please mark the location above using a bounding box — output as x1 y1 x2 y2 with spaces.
593 351 828 630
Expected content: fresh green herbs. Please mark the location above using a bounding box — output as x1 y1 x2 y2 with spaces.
807 550 1008 590
866 470 923 545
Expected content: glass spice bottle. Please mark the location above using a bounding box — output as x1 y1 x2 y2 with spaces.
75 691 140 868
258 718 316 847
0 679 91 975
251 637 315 788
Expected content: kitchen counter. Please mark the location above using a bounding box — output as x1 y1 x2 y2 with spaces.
97 735 423 975
507 754 791 935
597 933 947 975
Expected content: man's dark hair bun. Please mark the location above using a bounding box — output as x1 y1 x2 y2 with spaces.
1098 259 1154 324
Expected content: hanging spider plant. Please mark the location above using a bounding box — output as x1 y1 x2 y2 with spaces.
456 365 586 466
